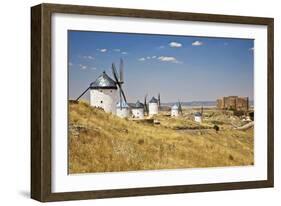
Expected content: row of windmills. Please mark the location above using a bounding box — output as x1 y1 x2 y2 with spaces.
76 59 185 119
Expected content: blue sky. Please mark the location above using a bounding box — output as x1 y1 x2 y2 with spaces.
68 30 254 103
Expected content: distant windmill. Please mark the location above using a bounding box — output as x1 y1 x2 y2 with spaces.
112 59 127 110
171 100 183 117
148 96 159 116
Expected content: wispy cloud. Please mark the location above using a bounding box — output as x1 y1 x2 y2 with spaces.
69 62 73 67
249 47 254 51
224 42 229 46
112 49 128 54
97 48 107 52
158 56 181 64
138 56 158 61
79 64 87 70
91 67 97 70
138 57 146 61
83 55 95 60
192 41 203 46
169 41 183 48
158 45 165 49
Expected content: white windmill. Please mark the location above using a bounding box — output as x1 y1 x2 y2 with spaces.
171 100 183 117
194 105 203 123
132 100 144 119
75 59 127 116
148 96 159 116
75 70 118 113
171 104 179 117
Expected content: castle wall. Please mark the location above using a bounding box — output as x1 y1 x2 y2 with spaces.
216 96 249 111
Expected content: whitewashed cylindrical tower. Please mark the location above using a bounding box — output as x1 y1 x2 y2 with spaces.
171 104 179 117
116 101 130 118
89 71 118 114
132 100 144 119
148 96 158 116
194 112 202 123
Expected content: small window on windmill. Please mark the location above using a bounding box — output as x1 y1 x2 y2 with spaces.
100 100 103 104
100 90 103 93
110 90 112 93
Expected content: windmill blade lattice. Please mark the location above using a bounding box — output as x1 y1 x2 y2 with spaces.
112 63 127 104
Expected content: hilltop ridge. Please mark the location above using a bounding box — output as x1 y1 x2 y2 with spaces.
69 101 253 173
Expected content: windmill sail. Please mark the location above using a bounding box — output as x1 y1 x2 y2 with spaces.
119 58 124 84
144 94 148 115
158 93 161 108
112 62 127 110
178 100 183 115
75 86 90 101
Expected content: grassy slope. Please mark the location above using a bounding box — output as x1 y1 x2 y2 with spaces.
69 102 254 174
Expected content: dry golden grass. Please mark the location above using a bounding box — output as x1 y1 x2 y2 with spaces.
68 102 254 174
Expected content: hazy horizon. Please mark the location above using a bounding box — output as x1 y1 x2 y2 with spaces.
68 31 254 103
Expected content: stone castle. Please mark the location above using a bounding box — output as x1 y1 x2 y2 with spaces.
216 96 249 111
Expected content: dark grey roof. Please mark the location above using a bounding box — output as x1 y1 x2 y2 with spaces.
134 100 144 108
149 96 158 103
90 71 117 89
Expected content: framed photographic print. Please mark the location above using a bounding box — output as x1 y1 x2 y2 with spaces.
31 3 274 202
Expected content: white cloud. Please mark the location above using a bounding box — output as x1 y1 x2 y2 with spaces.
146 56 151 59
158 56 181 63
113 49 121 52
79 64 87 70
152 56 157 59
169 41 182 48
138 57 146 61
192 41 203 46
121 51 128 54
97 48 107 52
83 55 95 60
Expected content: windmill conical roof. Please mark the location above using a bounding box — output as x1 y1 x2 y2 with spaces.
149 96 158 103
134 100 144 108
172 104 179 110
90 71 117 89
